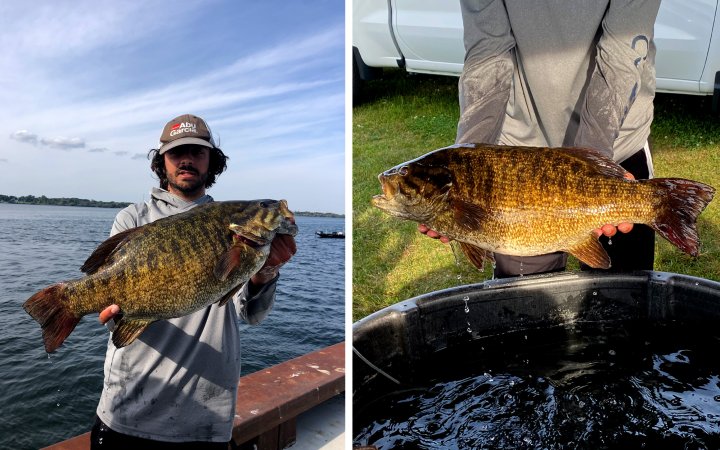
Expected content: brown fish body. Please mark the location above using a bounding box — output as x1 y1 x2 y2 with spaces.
373 144 714 269
24 200 298 352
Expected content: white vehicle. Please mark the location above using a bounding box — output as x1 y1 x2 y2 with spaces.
353 0 720 111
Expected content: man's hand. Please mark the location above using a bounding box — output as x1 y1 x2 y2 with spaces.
251 233 297 286
418 223 451 243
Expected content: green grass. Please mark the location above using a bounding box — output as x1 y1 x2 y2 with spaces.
353 70 720 321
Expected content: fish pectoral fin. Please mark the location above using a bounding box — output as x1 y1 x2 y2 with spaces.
459 242 494 271
214 245 244 281
111 318 154 348
217 284 244 307
451 199 487 230
81 227 141 274
567 236 611 269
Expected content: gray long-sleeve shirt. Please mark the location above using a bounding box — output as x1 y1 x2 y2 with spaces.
96 187 277 442
457 0 660 164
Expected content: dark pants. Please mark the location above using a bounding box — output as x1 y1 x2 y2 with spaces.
90 416 230 450
493 149 655 278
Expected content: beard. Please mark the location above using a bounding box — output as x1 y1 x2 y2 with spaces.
167 167 208 195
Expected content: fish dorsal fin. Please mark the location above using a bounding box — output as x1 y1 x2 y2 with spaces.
80 227 141 274
217 283 245 307
451 198 487 230
111 317 154 348
567 235 611 269
556 147 628 179
459 242 495 271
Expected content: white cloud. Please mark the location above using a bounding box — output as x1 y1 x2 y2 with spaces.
9 130 38 145
39 137 85 150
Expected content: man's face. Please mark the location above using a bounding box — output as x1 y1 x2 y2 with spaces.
164 145 211 196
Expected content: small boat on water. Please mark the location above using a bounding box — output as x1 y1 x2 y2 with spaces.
316 230 345 239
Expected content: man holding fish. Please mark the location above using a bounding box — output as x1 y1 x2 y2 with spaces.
87 114 297 448
416 0 668 277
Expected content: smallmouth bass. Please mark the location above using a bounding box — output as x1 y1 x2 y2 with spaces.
23 200 297 352
372 144 714 270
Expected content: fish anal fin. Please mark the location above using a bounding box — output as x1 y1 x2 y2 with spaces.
112 318 154 348
214 245 244 281
459 242 494 271
81 227 141 274
452 199 487 230
567 235 611 269
217 284 244 307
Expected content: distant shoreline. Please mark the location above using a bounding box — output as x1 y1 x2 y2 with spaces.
0 195 343 217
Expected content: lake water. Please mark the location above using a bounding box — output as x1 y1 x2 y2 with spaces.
0 203 345 449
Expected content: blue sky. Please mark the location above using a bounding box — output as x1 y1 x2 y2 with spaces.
0 1 345 214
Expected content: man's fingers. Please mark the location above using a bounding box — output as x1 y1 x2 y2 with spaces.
617 222 634 233
99 304 120 324
601 224 617 237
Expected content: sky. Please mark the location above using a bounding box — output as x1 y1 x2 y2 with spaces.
0 0 345 214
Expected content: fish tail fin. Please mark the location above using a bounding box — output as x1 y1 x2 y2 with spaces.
23 284 81 353
649 178 715 256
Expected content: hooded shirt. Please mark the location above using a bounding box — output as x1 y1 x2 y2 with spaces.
457 0 660 166
96 187 277 442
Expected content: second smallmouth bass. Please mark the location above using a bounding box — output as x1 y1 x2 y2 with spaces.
24 199 297 352
372 144 715 270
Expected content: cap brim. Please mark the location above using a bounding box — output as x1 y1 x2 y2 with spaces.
159 137 214 154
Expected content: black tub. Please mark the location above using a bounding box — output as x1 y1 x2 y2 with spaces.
353 271 720 403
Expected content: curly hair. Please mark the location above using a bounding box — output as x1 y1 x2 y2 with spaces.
148 146 229 190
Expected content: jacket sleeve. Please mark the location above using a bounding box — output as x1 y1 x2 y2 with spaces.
456 0 516 144
235 275 278 325
573 0 660 156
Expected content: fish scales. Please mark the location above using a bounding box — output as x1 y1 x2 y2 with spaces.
373 143 714 270
23 200 298 352
436 146 656 254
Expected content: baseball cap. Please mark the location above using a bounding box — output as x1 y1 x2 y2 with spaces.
158 114 216 154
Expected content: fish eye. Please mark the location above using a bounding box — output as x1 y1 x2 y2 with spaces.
398 166 409 176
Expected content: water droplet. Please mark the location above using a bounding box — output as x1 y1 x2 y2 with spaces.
608 238 612 245
592 291 598 296
463 296 470 313
450 241 463 266
467 327 472 334
608 349 616 356
56 403 60 407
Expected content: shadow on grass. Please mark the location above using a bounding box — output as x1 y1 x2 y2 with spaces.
652 93 720 148
355 69 459 107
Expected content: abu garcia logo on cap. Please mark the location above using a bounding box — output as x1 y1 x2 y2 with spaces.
170 121 198 137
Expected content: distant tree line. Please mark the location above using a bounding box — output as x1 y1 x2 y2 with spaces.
0 194 129 209
0 195 344 216
294 211 344 218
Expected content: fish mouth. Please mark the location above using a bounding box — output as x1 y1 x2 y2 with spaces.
276 199 298 236
377 173 397 199
233 232 269 248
